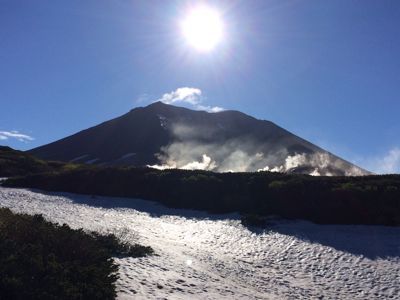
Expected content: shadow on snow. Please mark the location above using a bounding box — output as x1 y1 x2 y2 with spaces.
29 188 400 260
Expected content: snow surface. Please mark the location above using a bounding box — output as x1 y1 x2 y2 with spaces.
0 186 399 299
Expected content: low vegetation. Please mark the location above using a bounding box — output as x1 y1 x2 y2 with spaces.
240 214 268 227
0 208 153 299
0 146 73 177
4 166 400 226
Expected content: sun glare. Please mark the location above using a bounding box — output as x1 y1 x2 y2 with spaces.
181 6 224 52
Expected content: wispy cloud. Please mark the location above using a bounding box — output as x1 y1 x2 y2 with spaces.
0 131 34 142
156 87 224 113
355 147 400 174
135 93 150 104
373 148 400 174
197 105 225 113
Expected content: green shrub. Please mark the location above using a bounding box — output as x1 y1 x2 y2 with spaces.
268 180 286 189
0 208 153 300
240 214 267 227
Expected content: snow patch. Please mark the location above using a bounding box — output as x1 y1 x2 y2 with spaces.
157 114 168 129
70 154 89 163
120 153 136 160
1 187 399 299
86 158 100 164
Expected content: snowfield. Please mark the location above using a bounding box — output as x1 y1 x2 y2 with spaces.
0 186 399 299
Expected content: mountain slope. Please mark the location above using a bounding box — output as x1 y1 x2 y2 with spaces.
28 102 369 175
0 145 66 177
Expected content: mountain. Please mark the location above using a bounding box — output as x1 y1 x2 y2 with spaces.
28 102 369 176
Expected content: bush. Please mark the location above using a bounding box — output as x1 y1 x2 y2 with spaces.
241 214 267 227
90 232 153 258
268 180 286 189
0 208 153 300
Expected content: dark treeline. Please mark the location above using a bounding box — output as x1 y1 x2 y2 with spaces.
4 167 400 226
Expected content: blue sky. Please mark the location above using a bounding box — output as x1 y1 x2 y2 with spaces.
1 0 399 173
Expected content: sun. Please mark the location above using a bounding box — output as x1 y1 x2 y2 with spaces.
181 6 224 52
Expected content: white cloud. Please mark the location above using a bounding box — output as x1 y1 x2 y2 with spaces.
148 154 217 171
147 163 176 170
197 105 225 113
380 148 400 174
156 87 224 113
181 154 217 171
157 87 202 105
352 148 400 174
0 130 34 142
135 93 150 104
368 148 400 174
257 152 367 176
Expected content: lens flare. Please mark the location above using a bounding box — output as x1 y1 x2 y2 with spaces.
181 6 224 52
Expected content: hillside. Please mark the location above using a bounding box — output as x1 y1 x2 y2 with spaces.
0 146 67 177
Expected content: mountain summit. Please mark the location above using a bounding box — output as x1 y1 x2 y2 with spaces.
29 102 369 176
